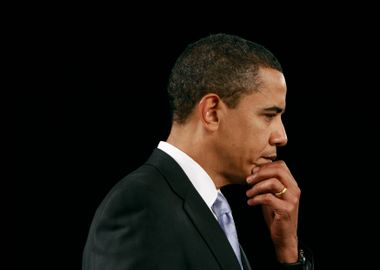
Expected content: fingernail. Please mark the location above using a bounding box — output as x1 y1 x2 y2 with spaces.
246 173 256 184
247 167 260 184
252 167 260 174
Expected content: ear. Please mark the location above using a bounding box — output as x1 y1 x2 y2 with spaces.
198 94 223 131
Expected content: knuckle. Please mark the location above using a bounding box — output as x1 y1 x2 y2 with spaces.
294 186 301 198
285 204 294 213
269 179 279 190
289 196 299 206
262 193 273 203
277 160 286 166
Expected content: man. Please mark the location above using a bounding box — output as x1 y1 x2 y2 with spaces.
82 33 313 269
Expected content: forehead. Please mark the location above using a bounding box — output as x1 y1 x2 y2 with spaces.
240 68 287 109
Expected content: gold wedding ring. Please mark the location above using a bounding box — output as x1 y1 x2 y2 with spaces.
274 187 287 198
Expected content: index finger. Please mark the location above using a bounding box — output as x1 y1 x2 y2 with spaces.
246 160 297 188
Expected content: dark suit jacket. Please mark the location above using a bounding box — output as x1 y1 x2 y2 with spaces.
83 149 312 269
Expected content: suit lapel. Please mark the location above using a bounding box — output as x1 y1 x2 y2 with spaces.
240 247 252 270
183 189 242 270
146 149 242 270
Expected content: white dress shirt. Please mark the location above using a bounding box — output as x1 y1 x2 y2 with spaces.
158 141 218 217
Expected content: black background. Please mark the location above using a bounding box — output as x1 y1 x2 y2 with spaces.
7 5 379 269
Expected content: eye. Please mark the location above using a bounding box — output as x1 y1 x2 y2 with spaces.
265 114 277 120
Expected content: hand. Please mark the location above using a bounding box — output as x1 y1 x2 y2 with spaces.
246 160 300 263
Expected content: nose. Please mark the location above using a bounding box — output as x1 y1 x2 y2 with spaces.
270 121 288 147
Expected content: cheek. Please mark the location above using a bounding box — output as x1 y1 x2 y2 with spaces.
244 125 270 159
244 143 261 163
231 126 261 161
217 122 246 161
220 114 266 159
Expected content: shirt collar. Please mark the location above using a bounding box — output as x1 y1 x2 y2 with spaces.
158 141 218 209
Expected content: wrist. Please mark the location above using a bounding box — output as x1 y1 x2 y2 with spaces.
275 237 298 263
280 249 306 269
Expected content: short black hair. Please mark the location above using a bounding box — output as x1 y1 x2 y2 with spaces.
167 33 283 124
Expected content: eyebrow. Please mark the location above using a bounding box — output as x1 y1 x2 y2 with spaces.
262 106 285 114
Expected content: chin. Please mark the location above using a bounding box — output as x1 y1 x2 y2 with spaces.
232 173 250 186
221 172 246 187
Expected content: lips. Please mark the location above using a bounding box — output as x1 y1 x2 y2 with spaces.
251 155 277 170
262 155 277 162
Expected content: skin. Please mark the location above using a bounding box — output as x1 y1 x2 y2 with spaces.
167 67 300 263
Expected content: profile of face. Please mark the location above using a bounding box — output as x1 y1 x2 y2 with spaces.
216 68 288 185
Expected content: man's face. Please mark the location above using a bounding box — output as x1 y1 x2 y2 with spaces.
216 68 288 184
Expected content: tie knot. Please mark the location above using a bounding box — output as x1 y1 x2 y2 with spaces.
212 192 231 217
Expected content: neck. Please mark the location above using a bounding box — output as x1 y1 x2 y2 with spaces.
166 122 228 189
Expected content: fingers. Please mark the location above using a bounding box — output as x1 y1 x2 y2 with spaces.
245 161 300 258
247 188 299 207
246 160 297 189
246 178 288 206
246 177 285 198
245 160 300 206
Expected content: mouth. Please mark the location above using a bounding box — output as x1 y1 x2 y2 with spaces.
262 155 277 162
251 155 277 171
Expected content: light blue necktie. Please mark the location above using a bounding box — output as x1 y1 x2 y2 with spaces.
212 192 243 269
